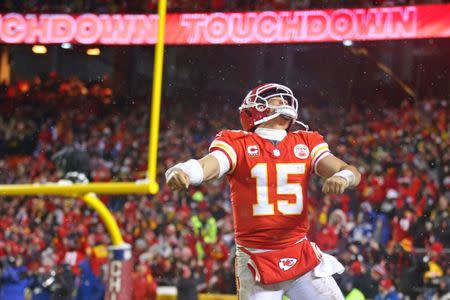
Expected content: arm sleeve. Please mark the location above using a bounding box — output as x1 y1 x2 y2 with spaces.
209 132 238 174
209 150 230 178
309 132 332 175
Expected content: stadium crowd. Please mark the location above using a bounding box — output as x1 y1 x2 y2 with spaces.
0 0 447 13
0 73 448 300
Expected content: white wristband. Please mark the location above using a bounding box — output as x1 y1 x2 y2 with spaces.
165 159 204 186
333 170 355 186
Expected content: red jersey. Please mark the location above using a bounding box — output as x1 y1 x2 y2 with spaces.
209 130 331 249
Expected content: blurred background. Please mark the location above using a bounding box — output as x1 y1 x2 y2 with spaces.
0 1 448 300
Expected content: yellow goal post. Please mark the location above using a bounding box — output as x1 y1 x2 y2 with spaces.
0 0 167 247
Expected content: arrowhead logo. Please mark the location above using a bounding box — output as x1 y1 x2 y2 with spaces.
279 258 298 271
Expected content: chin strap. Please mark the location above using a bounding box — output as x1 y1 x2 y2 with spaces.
253 105 309 131
253 113 281 126
295 120 309 131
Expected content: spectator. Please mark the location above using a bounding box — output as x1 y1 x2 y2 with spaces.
0 256 32 300
50 264 75 300
75 259 105 300
374 279 400 300
131 263 157 300
30 267 53 300
176 265 204 300
350 261 378 298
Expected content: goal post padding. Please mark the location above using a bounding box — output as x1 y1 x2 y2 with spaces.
105 244 133 300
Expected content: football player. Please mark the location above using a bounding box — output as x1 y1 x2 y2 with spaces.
166 83 361 299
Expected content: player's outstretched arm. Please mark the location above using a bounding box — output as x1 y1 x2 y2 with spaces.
165 154 221 191
316 155 361 195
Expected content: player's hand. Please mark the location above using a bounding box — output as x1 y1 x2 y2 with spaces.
166 168 190 191
322 176 348 195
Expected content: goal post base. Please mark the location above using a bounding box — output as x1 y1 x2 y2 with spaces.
105 243 133 300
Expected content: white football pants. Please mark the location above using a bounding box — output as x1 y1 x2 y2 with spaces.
235 246 345 300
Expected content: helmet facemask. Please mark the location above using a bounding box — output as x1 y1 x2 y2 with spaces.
239 83 308 130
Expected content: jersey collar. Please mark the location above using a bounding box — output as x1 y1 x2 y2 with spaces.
254 127 287 142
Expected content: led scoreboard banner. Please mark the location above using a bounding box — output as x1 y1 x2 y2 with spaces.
0 4 449 45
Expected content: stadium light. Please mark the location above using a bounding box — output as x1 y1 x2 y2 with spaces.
343 40 353 47
86 47 100 55
32 45 47 54
61 43 72 49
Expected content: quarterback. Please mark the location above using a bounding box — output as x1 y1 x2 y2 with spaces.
166 83 361 299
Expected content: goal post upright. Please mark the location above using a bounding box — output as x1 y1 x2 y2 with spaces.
147 0 167 195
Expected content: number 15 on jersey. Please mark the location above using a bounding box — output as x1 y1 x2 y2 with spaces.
251 163 306 216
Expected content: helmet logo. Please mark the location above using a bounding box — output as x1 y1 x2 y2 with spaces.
294 144 309 159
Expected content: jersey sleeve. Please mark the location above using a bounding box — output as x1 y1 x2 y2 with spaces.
308 132 332 175
209 130 239 174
